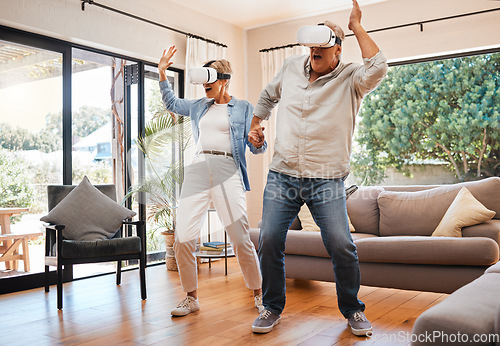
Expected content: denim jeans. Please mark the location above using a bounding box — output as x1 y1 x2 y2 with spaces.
258 170 365 318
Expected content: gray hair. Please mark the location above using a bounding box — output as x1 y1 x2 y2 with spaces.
323 20 345 42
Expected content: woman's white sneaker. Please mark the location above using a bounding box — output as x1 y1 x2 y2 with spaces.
254 293 264 312
171 296 200 317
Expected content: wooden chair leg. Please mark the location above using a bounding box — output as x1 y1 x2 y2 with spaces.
116 260 122 285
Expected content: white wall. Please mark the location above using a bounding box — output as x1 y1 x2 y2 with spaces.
244 0 500 226
0 0 246 98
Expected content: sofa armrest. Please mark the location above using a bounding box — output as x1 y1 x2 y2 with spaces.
462 219 500 246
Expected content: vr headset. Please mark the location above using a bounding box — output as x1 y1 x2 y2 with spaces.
188 60 231 84
297 25 342 48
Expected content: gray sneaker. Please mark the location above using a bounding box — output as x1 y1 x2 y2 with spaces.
252 309 281 333
171 296 200 317
347 311 373 336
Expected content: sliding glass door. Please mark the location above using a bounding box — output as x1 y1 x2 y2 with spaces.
0 39 64 280
0 26 185 293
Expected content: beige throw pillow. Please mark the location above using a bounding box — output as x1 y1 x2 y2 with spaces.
298 204 355 232
432 187 495 237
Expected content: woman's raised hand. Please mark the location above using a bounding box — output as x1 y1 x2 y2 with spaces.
159 45 177 71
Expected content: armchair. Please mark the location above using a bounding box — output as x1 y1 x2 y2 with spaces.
43 183 146 309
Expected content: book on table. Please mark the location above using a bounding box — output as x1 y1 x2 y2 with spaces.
198 244 232 256
203 241 229 249
199 245 223 252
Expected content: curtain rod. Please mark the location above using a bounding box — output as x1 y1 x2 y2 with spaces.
80 0 228 48
259 7 500 53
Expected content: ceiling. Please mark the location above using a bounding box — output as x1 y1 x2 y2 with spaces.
168 0 386 29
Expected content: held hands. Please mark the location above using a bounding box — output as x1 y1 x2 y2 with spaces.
348 0 362 32
248 117 265 148
159 45 177 71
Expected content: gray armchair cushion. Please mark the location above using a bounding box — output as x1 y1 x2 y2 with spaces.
41 176 136 241
61 236 142 259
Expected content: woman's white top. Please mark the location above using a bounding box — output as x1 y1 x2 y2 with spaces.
195 103 232 154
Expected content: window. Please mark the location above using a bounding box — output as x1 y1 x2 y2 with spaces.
0 39 63 278
0 26 185 292
351 51 500 186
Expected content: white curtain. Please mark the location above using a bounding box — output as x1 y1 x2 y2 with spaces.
260 45 309 169
185 36 226 99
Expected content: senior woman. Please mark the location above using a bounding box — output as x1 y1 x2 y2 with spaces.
158 45 267 317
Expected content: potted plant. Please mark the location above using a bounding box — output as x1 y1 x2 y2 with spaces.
125 110 191 271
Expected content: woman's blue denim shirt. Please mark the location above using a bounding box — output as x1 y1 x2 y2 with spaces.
159 80 267 191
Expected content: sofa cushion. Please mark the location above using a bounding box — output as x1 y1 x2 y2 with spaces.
411 273 500 346
347 186 384 235
355 236 499 265
432 187 496 237
378 177 500 237
61 236 142 259
462 219 500 245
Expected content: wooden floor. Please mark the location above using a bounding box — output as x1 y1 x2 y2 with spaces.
0 258 447 345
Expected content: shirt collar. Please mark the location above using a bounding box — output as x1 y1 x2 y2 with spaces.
207 96 236 107
304 56 343 81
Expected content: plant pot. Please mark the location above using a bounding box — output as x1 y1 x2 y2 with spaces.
162 231 175 247
161 230 177 271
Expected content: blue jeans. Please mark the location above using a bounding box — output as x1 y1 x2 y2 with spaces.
258 170 365 318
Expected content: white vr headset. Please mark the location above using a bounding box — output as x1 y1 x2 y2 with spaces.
188 63 231 85
297 25 342 48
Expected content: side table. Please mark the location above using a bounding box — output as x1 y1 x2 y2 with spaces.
195 209 234 275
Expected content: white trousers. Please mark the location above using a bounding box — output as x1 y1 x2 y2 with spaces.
174 154 262 292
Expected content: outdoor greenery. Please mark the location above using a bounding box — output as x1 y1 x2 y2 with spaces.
0 106 110 152
0 150 34 221
73 160 113 184
353 53 500 185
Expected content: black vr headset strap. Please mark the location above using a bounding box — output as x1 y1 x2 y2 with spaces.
217 73 231 80
203 60 216 67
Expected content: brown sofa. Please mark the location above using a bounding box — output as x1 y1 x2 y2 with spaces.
250 177 500 294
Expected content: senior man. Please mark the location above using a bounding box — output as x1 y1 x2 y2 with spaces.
248 0 388 336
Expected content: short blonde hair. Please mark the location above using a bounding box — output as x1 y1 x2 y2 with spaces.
204 59 232 87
